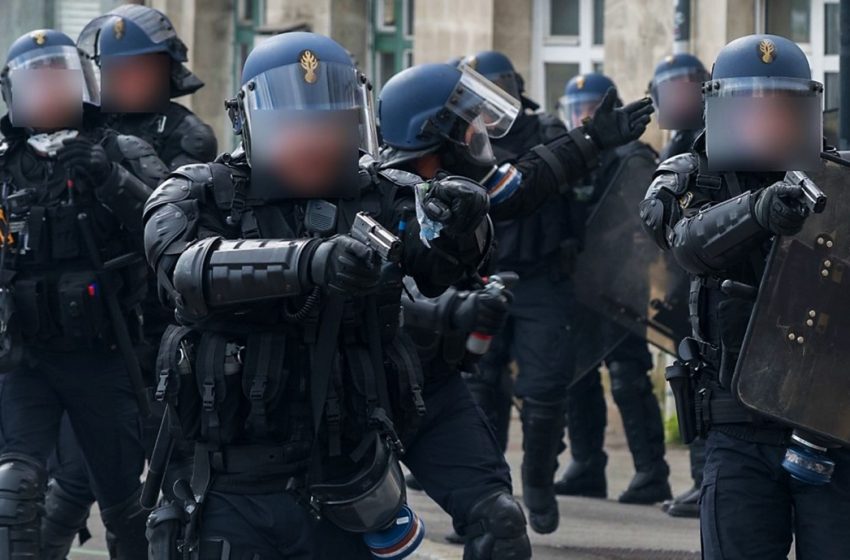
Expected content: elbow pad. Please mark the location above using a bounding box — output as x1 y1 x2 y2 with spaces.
670 191 767 275
98 164 154 234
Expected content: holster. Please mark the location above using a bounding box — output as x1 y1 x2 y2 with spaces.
146 501 186 560
665 361 698 444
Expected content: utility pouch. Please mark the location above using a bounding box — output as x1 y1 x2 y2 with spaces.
156 325 201 441
48 205 82 260
665 361 698 444
57 271 105 344
14 276 52 338
0 287 23 372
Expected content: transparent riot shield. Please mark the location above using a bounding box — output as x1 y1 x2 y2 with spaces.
734 153 850 446
572 144 690 379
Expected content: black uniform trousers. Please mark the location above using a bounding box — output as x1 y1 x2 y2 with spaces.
0 348 145 509
701 429 850 559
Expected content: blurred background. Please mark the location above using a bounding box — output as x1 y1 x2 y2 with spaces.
0 0 840 150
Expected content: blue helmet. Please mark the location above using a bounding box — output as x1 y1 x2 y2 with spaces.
560 73 616 130
650 53 708 130
703 34 822 172
462 51 522 100
231 32 378 198
1 29 97 127
378 63 520 167
77 4 202 98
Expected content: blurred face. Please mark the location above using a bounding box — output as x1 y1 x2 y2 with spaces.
10 68 82 129
657 78 703 126
256 116 357 197
101 53 170 112
735 97 803 162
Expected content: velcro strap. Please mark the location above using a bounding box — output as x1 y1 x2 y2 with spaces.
196 333 228 443
567 128 600 168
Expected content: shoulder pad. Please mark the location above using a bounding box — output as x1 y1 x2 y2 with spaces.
114 134 170 188
174 113 218 163
378 167 425 188
655 152 698 176
143 164 210 220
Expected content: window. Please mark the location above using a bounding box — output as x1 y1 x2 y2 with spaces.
545 62 580 113
550 0 580 37
533 0 604 113
766 0 811 43
593 0 604 45
825 2 839 55
371 0 414 91
824 72 839 110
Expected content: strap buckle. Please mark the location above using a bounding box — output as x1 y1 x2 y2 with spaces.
154 368 170 401
202 379 215 411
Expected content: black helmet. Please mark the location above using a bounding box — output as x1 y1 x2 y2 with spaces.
704 34 822 172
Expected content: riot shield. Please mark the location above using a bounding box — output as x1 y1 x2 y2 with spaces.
572 144 690 380
734 154 850 446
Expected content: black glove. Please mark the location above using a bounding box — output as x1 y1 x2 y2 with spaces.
310 235 381 295
451 288 511 335
753 181 809 236
57 137 113 186
421 176 490 236
584 88 654 150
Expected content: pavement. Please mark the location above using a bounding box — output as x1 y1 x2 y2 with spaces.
68 387 702 560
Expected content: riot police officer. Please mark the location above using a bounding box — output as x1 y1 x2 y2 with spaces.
459 51 572 455
399 276 532 559
553 72 672 505
641 35 850 557
0 29 157 559
650 53 708 161
42 7 218 555
143 32 492 558
378 60 653 534
78 3 217 169
649 52 709 518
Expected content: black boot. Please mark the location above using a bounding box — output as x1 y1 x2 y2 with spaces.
663 485 700 518
41 480 93 560
520 398 565 534
555 370 608 498
609 360 672 505
100 486 149 560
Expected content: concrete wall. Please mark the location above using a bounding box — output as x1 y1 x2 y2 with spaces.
413 0 494 63
603 0 673 150
492 0 533 84
330 0 369 69
266 0 332 35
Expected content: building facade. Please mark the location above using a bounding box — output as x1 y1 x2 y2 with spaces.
0 0 841 148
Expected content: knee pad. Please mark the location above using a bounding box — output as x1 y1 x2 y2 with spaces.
100 486 149 560
0 454 47 558
40 480 93 560
459 491 531 560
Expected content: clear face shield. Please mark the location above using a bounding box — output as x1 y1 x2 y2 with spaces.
705 76 823 172
435 66 520 165
241 58 380 199
5 45 96 129
651 67 706 130
559 91 604 131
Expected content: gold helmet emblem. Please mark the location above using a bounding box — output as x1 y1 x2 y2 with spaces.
576 75 586 90
300 50 319 84
114 18 125 40
665 54 675 64
31 31 47 46
758 39 776 64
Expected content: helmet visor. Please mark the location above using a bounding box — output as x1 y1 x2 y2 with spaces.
705 77 822 172
443 66 520 139
6 45 91 128
242 61 377 198
559 91 604 131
